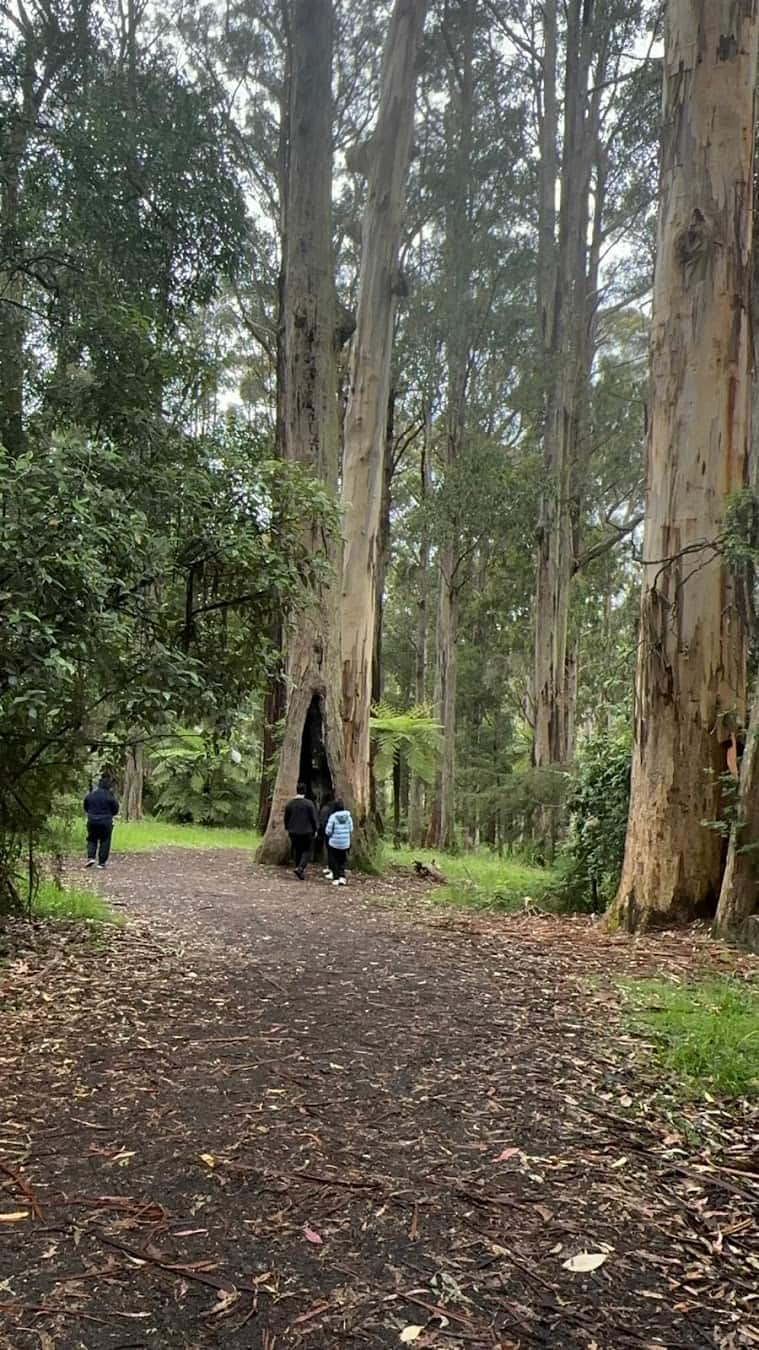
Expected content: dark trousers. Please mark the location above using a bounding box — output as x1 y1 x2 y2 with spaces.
87 821 112 865
289 832 313 872
328 845 348 880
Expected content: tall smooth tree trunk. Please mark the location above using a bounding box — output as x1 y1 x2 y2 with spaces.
258 0 346 865
609 0 757 931
410 425 431 847
258 16 291 835
427 0 475 852
340 0 429 837
434 556 458 850
532 0 604 768
368 388 397 834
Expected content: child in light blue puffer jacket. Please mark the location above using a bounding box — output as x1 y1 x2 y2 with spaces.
325 799 353 885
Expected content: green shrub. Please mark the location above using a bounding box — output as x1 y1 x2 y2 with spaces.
150 728 258 826
553 728 631 912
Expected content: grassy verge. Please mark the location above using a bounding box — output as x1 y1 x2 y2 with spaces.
386 844 555 913
52 817 261 855
32 879 123 925
622 977 759 1100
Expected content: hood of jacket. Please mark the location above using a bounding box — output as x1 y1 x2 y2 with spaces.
332 810 351 824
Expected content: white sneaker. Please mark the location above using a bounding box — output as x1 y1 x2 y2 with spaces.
322 868 331 876
332 879 340 886
337 877 347 886
324 872 333 880
85 859 95 868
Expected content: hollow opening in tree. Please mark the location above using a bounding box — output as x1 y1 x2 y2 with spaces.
298 692 334 808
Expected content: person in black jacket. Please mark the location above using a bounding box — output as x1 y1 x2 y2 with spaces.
284 783 318 879
314 797 334 869
84 776 120 869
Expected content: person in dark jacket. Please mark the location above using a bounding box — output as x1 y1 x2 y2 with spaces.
284 783 318 879
84 776 119 869
325 799 353 886
314 797 334 870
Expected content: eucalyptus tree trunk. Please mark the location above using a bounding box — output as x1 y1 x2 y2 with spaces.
427 0 475 853
410 425 432 847
532 0 606 768
122 742 144 821
714 225 759 942
609 0 757 931
258 12 291 834
258 0 347 865
340 0 429 838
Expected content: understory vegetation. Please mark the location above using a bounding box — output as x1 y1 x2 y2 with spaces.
31 879 122 926
623 979 759 1101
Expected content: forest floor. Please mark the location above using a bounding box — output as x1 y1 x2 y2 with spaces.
1 849 759 1350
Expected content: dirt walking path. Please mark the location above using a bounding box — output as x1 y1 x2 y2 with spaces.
1 849 758 1349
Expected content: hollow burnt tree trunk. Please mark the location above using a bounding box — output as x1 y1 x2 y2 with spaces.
609 0 757 931
258 0 347 865
340 0 429 844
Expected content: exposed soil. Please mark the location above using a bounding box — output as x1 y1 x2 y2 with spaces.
1 848 758 1349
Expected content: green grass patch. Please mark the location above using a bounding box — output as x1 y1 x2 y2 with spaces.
32 879 123 925
51 816 261 856
114 819 260 853
386 844 555 912
622 977 759 1100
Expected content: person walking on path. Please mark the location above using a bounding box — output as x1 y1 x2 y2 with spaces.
284 783 318 879
84 776 119 869
325 800 353 886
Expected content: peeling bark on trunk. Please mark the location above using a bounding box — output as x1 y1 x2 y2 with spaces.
610 0 757 931
258 0 347 865
340 0 428 836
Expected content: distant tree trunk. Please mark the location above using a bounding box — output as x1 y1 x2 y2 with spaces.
532 0 604 768
122 742 144 821
368 387 397 834
609 0 756 931
258 0 347 865
410 425 432 846
340 0 429 840
427 0 475 853
434 562 458 850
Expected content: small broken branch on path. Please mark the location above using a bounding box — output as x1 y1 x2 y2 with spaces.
0 1159 44 1219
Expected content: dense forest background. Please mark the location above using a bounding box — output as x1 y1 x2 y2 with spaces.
3 0 757 938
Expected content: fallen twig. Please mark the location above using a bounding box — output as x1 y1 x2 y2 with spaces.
0 1159 44 1220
